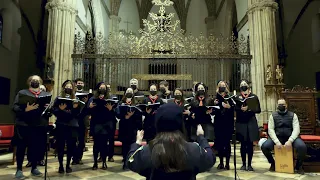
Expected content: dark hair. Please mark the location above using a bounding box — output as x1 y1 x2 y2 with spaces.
159 81 169 87
121 88 136 104
94 83 110 99
75 78 84 84
149 131 188 173
61 80 76 99
149 83 158 89
194 82 208 98
174 88 185 103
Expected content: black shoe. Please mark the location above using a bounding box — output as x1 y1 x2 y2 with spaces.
78 160 84 165
217 163 224 170
25 162 32 168
247 165 254 171
66 166 72 173
269 163 275 172
71 161 78 165
240 165 246 171
108 157 114 162
38 160 45 166
295 167 304 175
102 163 108 170
92 163 98 170
58 166 64 174
225 164 230 170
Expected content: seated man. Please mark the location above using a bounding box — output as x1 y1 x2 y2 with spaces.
261 99 307 174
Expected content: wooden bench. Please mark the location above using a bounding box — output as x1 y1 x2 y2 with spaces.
300 135 320 172
0 125 15 164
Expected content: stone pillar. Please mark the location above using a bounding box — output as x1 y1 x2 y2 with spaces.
247 0 278 124
109 15 121 33
45 0 77 99
205 16 216 36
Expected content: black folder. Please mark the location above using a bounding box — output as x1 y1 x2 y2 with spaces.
118 105 142 116
76 92 93 101
137 102 161 112
18 93 52 108
206 106 220 110
53 97 77 110
93 99 119 108
235 96 258 111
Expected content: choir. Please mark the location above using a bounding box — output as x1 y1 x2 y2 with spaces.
12 75 262 179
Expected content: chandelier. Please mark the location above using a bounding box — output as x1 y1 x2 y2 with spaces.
73 0 250 58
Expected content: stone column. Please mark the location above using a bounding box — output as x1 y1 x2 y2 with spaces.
205 16 216 36
247 0 278 124
45 0 77 99
109 15 121 33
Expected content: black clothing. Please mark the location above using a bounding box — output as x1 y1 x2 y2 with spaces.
159 91 173 99
12 89 50 171
235 93 260 167
171 100 191 141
272 111 294 140
213 93 235 165
142 96 163 142
127 135 215 180
189 97 214 141
134 90 144 96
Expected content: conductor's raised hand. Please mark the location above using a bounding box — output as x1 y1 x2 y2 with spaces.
25 103 39 112
136 130 144 145
59 103 67 110
89 102 96 108
196 124 204 136
105 103 113 111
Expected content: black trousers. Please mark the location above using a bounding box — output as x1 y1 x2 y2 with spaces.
216 139 231 164
55 125 77 168
73 126 86 162
122 140 135 164
15 126 47 171
93 134 109 163
261 138 307 168
108 128 115 159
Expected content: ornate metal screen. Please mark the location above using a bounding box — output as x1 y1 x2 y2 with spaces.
72 0 252 96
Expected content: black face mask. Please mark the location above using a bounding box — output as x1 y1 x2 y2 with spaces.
160 87 166 93
30 80 40 89
131 85 137 90
240 86 248 92
126 93 133 98
99 89 107 95
174 95 182 100
278 105 286 112
197 90 205 96
64 88 72 95
150 91 157 96
219 87 226 93
76 85 83 90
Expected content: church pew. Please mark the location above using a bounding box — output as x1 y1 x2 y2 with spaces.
0 125 15 165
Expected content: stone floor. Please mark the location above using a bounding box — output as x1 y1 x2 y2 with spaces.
0 144 319 180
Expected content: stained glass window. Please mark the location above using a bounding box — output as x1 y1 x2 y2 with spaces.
0 14 3 44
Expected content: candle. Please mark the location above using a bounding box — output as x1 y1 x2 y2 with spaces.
89 89 92 93
233 90 236 95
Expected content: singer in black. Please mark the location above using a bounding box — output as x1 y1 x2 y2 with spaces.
235 80 261 171
189 83 214 141
213 81 235 170
88 82 117 170
118 88 143 169
172 88 191 141
143 84 163 143
72 78 89 165
159 80 173 99
12 75 50 179
130 78 144 96
106 84 117 162
52 80 81 174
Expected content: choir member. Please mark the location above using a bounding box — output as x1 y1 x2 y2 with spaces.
189 82 214 141
213 81 235 170
159 80 173 99
88 82 116 170
12 75 50 179
143 84 163 143
52 80 81 174
172 88 191 141
130 78 144 96
235 80 261 171
118 88 143 169
72 78 89 165
107 84 117 162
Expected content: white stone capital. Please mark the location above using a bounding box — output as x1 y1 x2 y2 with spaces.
247 1 278 14
110 15 121 23
45 0 77 14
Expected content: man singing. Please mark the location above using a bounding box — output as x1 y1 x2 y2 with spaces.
261 99 307 174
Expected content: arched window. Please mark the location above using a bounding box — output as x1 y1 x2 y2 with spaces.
0 14 3 44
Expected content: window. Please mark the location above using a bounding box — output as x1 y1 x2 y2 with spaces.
0 14 3 44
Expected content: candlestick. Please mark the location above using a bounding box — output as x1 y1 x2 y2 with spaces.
89 89 92 93
233 90 236 95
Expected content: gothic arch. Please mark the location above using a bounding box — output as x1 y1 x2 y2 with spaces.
0 12 3 43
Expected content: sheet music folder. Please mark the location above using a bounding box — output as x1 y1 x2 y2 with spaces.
18 93 52 108
136 102 161 112
118 105 142 116
76 92 93 100
236 96 259 111
53 97 83 110
92 99 119 107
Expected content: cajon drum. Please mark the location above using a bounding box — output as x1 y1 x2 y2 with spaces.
274 146 294 173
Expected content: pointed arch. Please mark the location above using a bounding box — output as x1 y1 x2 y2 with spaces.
0 13 3 43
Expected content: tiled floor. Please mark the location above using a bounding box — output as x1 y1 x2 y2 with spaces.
0 144 319 180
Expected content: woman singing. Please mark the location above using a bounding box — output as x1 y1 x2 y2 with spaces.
213 81 235 170
127 103 215 180
52 80 80 174
118 88 143 169
189 83 214 141
235 80 261 171
88 82 116 170
143 84 163 143
12 75 50 179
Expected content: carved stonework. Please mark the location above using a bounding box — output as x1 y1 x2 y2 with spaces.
247 0 278 14
284 85 317 93
46 0 77 14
